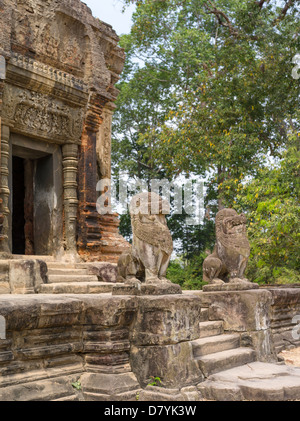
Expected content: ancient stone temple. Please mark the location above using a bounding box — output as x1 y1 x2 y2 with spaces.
1 0 300 403
0 0 128 265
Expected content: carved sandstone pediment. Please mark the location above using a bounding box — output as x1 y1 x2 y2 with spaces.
2 84 84 143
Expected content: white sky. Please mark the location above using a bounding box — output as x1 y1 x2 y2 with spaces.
83 0 135 36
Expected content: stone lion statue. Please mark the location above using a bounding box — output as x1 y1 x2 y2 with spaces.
117 192 173 286
203 208 252 286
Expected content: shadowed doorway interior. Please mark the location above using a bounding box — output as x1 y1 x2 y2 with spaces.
12 151 55 256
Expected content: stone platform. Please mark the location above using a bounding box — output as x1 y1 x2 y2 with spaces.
112 282 182 296
0 292 201 400
198 362 300 401
203 282 259 292
0 256 118 295
0 288 300 400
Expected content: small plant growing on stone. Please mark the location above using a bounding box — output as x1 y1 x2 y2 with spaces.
148 376 162 387
71 380 82 391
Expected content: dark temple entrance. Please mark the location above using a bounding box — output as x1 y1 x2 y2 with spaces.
12 150 55 256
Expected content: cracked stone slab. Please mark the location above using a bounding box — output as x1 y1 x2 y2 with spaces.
198 362 300 401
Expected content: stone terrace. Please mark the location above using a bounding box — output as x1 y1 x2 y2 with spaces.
0 288 300 401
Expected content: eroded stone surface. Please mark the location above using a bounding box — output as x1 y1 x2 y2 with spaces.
203 282 259 292
198 362 300 401
129 294 202 388
0 294 139 400
191 289 278 363
131 342 203 389
117 192 180 294
279 348 300 368
112 282 182 296
203 209 255 290
130 295 201 346
268 288 300 353
0 293 206 399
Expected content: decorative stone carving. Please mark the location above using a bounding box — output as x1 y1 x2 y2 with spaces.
116 192 181 295
11 1 88 74
62 143 79 259
9 53 88 92
2 85 84 143
0 125 10 253
203 208 258 290
97 106 113 179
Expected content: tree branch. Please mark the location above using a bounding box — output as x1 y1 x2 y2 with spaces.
273 0 297 24
204 0 239 37
255 0 270 9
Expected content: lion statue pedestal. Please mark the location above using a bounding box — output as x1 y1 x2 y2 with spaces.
202 208 259 292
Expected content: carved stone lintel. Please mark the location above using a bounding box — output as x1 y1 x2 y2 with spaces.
2 85 84 144
9 52 88 93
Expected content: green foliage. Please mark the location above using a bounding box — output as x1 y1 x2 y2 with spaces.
71 380 82 391
117 0 300 208
148 376 163 387
167 252 209 290
235 146 300 285
113 0 300 287
118 210 132 243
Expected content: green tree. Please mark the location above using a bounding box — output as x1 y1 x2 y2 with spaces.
235 143 300 284
118 0 299 208
112 0 300 287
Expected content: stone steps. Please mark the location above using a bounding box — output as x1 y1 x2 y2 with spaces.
37 260 118 294
46 262 99 290
199 321 224 338
48 268 89 276
11 255 55 262
194 317 256 379
200 308 209 322
198 362 300 401
46 263 90 271
192 334 240 358
196 347 256 378
47 274 98 284
39 282 114 294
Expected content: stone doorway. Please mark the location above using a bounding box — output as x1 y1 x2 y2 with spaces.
9 135 64 256
12 154 54 255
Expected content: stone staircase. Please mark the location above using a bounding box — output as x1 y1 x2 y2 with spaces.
194 308 300 401
9 256 116 294
39 262 115 294
192 309 256 378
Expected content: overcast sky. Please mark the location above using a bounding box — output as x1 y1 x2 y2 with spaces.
84 0 135 36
